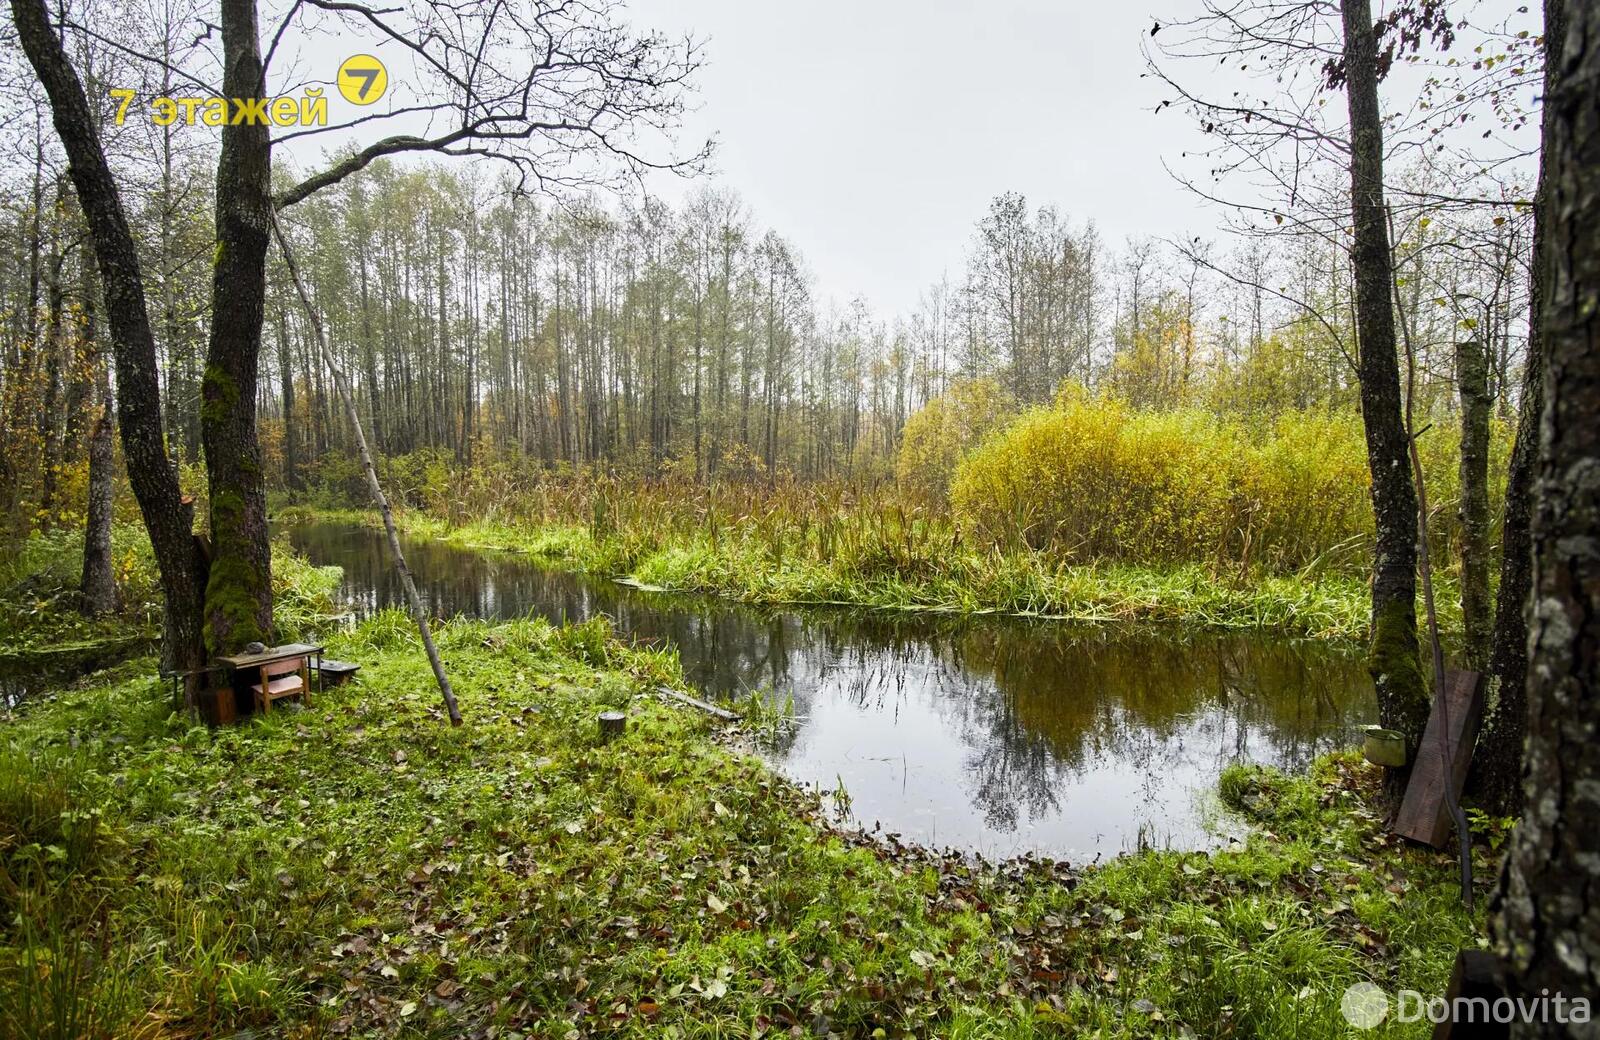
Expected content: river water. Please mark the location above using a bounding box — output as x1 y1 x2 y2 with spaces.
289 521 1374 861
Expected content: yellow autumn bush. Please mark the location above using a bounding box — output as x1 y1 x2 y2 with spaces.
895 378 1015 498
951 393 1505 574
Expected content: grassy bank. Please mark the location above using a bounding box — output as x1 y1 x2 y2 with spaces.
285 506 1455 644
3 603 1489 1038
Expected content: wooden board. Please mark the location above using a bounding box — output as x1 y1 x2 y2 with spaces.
657 687 741 721
216 642 323 670
1393 669 1485 848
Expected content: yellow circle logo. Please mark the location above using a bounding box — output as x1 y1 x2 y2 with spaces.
337 54 387 106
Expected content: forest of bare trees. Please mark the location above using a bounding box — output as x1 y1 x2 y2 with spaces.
0 151 1537 509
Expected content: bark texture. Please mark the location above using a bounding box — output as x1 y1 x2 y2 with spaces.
1340 0 1428 749
200 0 274 654
1456 339 1493 671
1493 0 1600 1024
10 0 205 674
1476 0 1566 817
79 352 119 615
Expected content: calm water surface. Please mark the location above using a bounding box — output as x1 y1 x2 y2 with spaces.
289 521 1375 861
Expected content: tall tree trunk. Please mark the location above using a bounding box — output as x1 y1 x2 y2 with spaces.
276 307 301 491
80 352 119 615
1340 0 1428 755
1474 0 1565 817
36 233 66 530
11 0 207 680
78 253 118 615
1455 338 1492 670
200 0 273 654
1492 0 1600 1021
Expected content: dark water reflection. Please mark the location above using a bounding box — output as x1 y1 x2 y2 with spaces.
289 521 1375 860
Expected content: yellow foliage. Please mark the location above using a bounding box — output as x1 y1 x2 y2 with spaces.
895 378 1014 499
951 394 1506 574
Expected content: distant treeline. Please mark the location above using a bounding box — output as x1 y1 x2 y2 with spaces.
2 156 1527 532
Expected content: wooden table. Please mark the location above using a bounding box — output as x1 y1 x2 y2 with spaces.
215 643 324 716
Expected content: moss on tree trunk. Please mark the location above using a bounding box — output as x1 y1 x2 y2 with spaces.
1368 593 1428 750
1340 0 1428 761
199 0 274 655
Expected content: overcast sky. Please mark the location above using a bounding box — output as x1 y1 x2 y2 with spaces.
265 0 1538 320
628 0 1212 316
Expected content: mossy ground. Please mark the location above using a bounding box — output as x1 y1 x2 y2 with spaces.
3 597 1491 1038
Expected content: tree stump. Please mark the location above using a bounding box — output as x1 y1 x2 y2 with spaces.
598 711 627 742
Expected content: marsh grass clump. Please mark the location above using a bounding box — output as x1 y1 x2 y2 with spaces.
307 503 1400 642
286 395 1498 644
0 752 109 901
267 535 345 640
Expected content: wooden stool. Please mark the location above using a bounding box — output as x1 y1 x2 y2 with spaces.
317 659 361 686
251 654 311 714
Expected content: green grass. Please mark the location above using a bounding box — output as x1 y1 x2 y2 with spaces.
2 599 1488 1038
0 525 163 654
285 505 1446 644
0 525 344 656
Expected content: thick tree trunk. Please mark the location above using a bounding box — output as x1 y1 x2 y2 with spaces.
1340 0 1428 752
1492 0 1600 1023
200 0 274 654
1456 339 1493 670
11 0 206 678
1474 0 1565 818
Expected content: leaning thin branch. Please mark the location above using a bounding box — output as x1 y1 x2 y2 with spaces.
269 208 463 727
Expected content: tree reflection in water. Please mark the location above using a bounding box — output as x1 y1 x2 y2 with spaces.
291 522 1374 860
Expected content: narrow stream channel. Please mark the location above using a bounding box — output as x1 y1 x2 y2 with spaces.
289 521 1376 861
